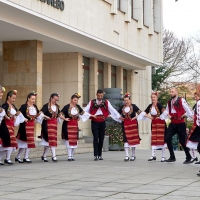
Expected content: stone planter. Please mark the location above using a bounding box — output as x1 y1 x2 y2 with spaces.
109 144 124 151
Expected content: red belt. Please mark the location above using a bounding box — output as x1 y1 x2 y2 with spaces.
92 115 105 122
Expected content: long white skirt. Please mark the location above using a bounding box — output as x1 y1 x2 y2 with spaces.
186 141 198 149
124 142 138 148
17 139 28 148
152 144 167 150
63 140 78 149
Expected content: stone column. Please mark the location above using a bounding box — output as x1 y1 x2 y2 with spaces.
116 66 123 91
3 40 42 136
89 58 98 99
103 63 111 88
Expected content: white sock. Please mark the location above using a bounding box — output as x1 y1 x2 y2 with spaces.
124 147 129 157
0 151 5 161
131 147 136 157
71 148 75 157
6 149 13 160
190 149 196 158
152 148 156 157
24 148 30 159
67 148 72 158
162 148 165 158
43 146 49 158
17 148 24 159
50 147 56 157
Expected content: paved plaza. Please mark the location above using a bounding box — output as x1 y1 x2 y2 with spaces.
0 149 200 200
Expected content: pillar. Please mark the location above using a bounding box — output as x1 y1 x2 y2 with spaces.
116 66 123 91
3 40 42 137
89 58 98 99
103 63 111 88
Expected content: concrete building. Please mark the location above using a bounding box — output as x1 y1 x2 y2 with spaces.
0 0 163 150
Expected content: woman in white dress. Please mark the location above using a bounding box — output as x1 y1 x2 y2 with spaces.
118 93 142 162
38 93 62 162
61 93 94 161
16 92 48 163
139 91 167 162
0 90 26 165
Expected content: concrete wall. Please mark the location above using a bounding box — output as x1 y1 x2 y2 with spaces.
7 0 163 63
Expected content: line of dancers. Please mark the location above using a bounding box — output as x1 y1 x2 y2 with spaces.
0 85 200 176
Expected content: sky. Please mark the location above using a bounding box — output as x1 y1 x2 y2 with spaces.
163 0 200 39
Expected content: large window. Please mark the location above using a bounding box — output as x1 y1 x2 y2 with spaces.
117 0 126 13
123 69 127 93
82 57 90 106
111 65 116 88
98 61 104 90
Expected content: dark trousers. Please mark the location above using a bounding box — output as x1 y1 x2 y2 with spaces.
91 121 105 157
165 123 191 160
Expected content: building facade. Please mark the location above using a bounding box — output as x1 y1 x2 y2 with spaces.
0 0 163 149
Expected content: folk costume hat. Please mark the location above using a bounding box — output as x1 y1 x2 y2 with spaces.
0 85 6 93
124 92 131 98
151 90 158 96
74 93 81 98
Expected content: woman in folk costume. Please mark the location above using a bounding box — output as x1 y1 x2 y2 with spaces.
15 92 47 163
118 93 142 162
0 90 26 165
0 85 6 165
139 91 167 162
39 93 61 162
186 85 200 165
61 93 93 161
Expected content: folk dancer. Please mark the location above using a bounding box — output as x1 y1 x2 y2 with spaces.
186 85 200 165
0 85 6 165
84 89 121 161
61 93 93 161
161 88 193 163
118 93 142 162
39 93 61 162
140 91 167 162
0 90 26 165
15 92 47 163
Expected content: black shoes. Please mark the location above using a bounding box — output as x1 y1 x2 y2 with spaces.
15 158 24 163
148 156 156 161
98 156 103 160
41 156 48 162
183 157 192 164
197 173 200 176
165 157 176 162
52 157 58 162
94 156 98 161
130 156 136 161
4 159 13 165
190 157 198 163
23 158 32 163
124 156 129 162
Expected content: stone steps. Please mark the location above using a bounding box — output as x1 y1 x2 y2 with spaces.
10 139 93 160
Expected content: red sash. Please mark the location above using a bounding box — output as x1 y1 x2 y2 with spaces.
151 118 165 146
124 119 140 145
25 120 35 148
47 118 57 147
67 119 78 146
4 118 18 148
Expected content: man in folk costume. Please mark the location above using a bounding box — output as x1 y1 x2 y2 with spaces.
118 93 142 161
162 88 193 163
186 85 200 167
84 89 121 161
